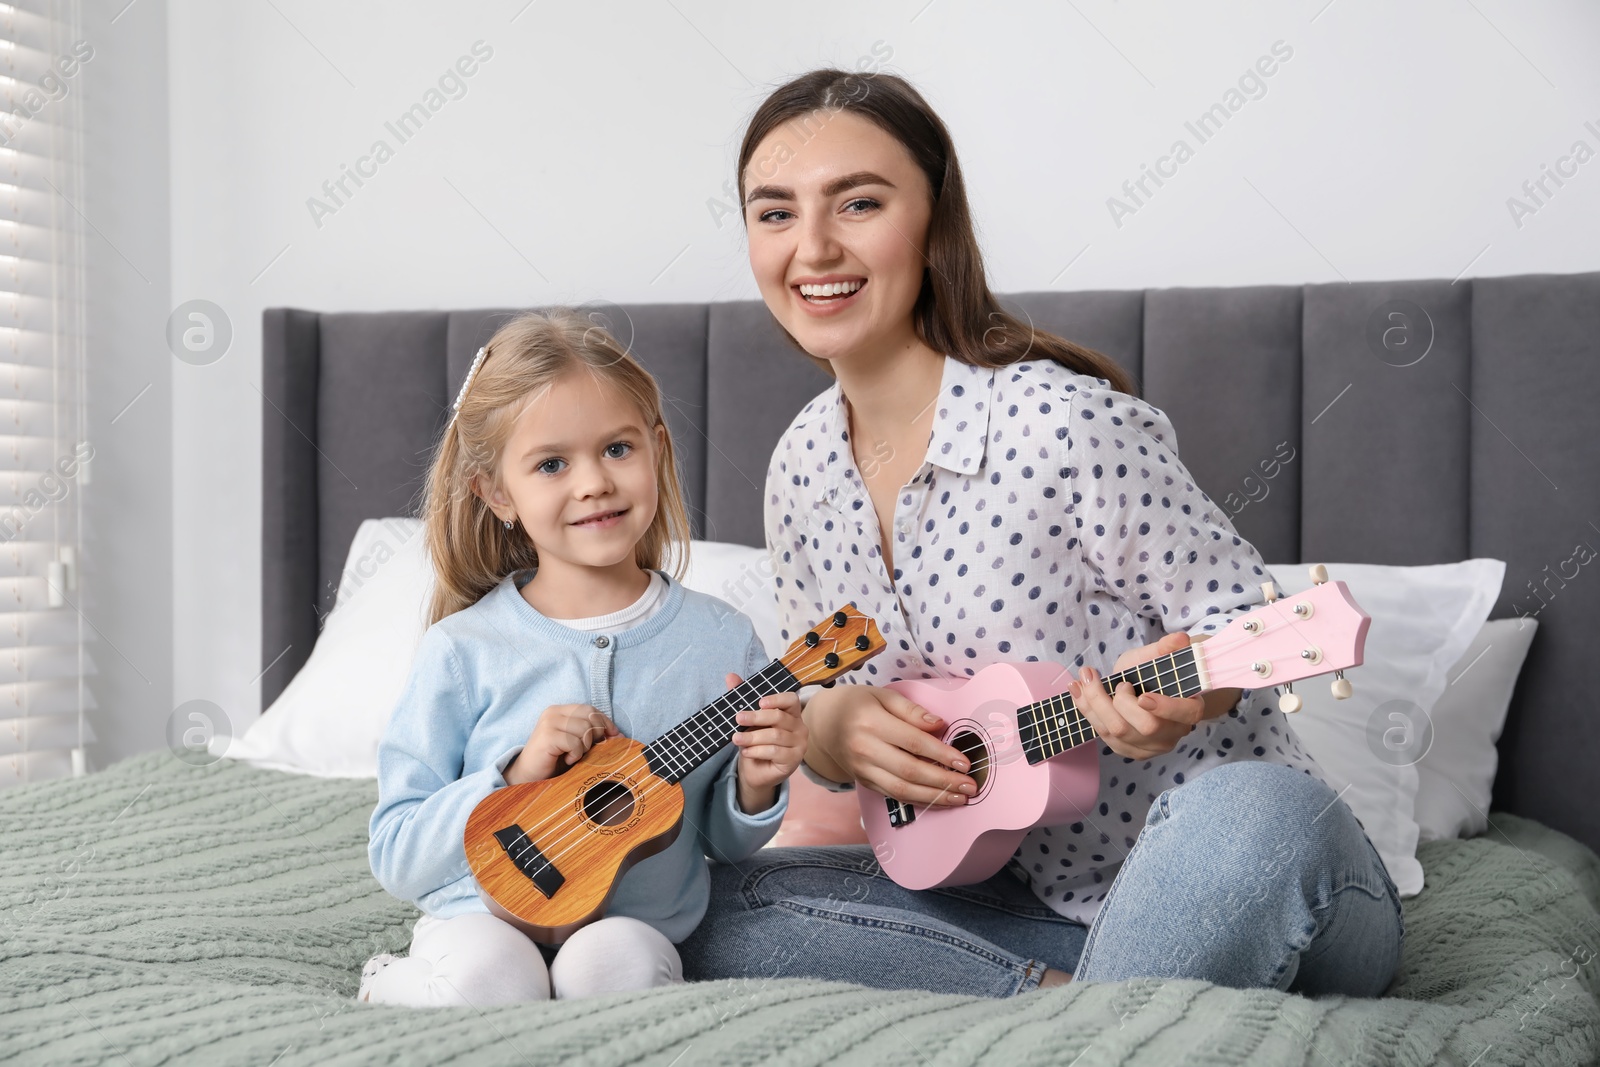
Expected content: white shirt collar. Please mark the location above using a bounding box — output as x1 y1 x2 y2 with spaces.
813 355 996 508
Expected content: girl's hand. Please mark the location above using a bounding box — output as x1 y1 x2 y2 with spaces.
1070 632 1220 761
804 682 976 807
503 704 619 786
726 672 806 814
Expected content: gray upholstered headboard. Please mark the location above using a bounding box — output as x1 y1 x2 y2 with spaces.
262 271 1600 853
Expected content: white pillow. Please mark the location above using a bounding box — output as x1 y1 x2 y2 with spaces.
1264 559 1504 896
223 518 433 777
1413 617 1536 842
672 540 783 659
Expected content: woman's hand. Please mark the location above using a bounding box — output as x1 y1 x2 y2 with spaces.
503 704 619 786
804 683 977 807
1070 632 1236 761
727 672 807 814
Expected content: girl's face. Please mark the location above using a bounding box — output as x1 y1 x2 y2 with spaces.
477 370 664 579
743 109 935 367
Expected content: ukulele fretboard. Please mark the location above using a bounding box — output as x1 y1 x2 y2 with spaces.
642 659 799 783
1017 647 1203 764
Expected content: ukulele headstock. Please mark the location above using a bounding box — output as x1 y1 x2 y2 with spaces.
1198 566 1370 711
780 604 885 687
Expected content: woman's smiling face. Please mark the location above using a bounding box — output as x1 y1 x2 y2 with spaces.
743 109 935 366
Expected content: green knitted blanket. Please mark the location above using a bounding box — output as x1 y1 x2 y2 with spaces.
3 752 1597 1066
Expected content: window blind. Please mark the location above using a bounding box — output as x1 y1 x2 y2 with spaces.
0 0 92 788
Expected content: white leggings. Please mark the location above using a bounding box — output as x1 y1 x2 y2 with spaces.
360 912 683 1006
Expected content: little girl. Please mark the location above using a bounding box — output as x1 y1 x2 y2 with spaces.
361 309 806 1006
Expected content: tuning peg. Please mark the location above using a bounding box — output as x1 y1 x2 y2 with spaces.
1262 581 1278 604
1331 668 1351 700
1278 682 1302 713
1309 564 1328 585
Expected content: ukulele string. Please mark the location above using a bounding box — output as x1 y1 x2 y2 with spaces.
489 659 806 870
493 653 846 887
934 649 1200 781
917 607 1331 781
502 655 840 884
492 664 802 877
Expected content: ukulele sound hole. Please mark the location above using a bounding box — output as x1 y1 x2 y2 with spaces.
948 730 990 792
582 779 636 827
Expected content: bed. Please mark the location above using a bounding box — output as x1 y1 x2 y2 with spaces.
5 271 1600 1065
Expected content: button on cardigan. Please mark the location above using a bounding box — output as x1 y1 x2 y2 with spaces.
765 355 1322 924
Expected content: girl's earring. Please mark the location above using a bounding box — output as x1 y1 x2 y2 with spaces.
503 518 514 530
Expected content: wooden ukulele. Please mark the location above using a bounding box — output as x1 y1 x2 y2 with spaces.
861 566 1370 890
464 606 884 944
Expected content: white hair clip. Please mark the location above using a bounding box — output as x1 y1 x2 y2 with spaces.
448 345 489 428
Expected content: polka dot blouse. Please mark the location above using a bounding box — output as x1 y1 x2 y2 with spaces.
764 354 1324 926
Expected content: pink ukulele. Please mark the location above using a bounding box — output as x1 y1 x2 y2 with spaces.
860 566 1370 890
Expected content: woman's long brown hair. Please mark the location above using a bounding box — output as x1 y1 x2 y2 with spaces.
737 69 1136 396
417 309 693 626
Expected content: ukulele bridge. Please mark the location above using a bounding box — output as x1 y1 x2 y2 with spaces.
492 825 566 899
885 796 917 829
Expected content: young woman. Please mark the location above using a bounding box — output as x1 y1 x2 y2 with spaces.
677 70 1403 998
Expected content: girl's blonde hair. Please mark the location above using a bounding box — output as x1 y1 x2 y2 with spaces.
418 308 692 625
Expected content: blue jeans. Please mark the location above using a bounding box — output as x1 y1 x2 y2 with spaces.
680 761 1404 998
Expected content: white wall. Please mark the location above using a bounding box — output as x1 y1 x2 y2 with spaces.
82 0 173 772
160 1 1600 752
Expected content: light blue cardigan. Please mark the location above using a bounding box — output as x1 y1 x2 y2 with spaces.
368 567 790 943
